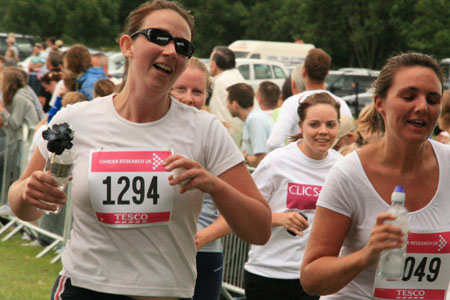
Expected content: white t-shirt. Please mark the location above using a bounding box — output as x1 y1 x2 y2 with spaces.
208 68 246 146
209 68 245 124
49 79 64 107
244 141 342 279
317 140 450 300
242 108 274 155
38 95 243 298
266 89 352 151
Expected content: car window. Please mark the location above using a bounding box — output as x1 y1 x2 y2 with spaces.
0 37 7 54
355 76 377 92
254 64 272 80
333 76 353 90
234 51 249 59
16 37 33 55
325 73 340 86
109 53 125 72
237 64 250 80
250 53 261 59
273 65 286 79
331 74 378 95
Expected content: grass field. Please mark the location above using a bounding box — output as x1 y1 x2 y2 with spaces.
0 234 62 300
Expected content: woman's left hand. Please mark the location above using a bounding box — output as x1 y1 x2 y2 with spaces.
164 154 216 194
194 229 208 250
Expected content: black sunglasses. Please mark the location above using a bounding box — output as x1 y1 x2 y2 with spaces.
356 131 367 147
130 28 195 58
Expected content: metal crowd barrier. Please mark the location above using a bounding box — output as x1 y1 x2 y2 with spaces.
220 164 255 300
221 233 249 299
0 124 72 264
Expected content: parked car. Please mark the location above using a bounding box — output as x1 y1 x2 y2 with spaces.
0 32 35 61
229 40 314 66
440 58 450 90
107 52 125 79
342 90 374 116
236 58 289 90
326 68 379 98
102 55 289 92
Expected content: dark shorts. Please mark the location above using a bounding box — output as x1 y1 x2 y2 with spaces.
193 251 223 300
180 251 224 300
244 270 319 300
50 276 134 300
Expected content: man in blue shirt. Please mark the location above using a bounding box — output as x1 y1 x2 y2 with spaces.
226 83 274 167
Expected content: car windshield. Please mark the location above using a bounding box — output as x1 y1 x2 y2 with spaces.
233 51 249 58
325 73 340 86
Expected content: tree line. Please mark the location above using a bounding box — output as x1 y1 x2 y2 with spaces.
1 0 449 69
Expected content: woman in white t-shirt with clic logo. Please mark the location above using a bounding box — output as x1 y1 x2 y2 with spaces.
244 92 343 300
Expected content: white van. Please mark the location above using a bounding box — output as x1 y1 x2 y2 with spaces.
236 58 289 90
229 40 315 66
441 58 450 90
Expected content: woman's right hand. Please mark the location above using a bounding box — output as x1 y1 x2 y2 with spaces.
21 170 66 212
361 212 405 267
280 211 309 236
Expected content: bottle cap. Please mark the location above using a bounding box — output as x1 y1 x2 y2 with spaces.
394 185 405 193
392 185 405 204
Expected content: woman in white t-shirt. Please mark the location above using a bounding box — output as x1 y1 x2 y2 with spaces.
8 1 271 299
244 92 342 300
301 53 450 299
171 57 231 300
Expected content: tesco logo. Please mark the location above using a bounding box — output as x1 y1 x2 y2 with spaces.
397 289 425 298
114 213 149 223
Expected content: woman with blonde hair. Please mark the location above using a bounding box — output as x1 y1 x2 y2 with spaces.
171 57 210 110
171 57 226 300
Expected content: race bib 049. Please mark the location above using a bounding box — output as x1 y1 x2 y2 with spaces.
88 149 175 229
373 230 450 300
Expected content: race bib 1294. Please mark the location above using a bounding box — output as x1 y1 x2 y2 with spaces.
88 149 175 229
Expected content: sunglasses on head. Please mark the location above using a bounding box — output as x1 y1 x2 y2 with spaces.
130 28 195 58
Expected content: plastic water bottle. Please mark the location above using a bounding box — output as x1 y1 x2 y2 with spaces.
378 185 409 280
41 149 74 215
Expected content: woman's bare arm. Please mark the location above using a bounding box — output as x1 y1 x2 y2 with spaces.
9 148 65 221
165 156 271 246
301 206 404 295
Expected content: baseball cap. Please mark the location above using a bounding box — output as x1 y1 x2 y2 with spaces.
55 40 64 47
332 115 356 147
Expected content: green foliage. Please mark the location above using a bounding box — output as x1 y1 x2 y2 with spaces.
290 0 352 68
62 0 120 47
0 0 449 67
243 1 284 41
0 0 120 47
188 0 249 57
407 0 450 59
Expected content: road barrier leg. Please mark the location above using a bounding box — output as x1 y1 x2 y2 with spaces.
2 223 24 241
